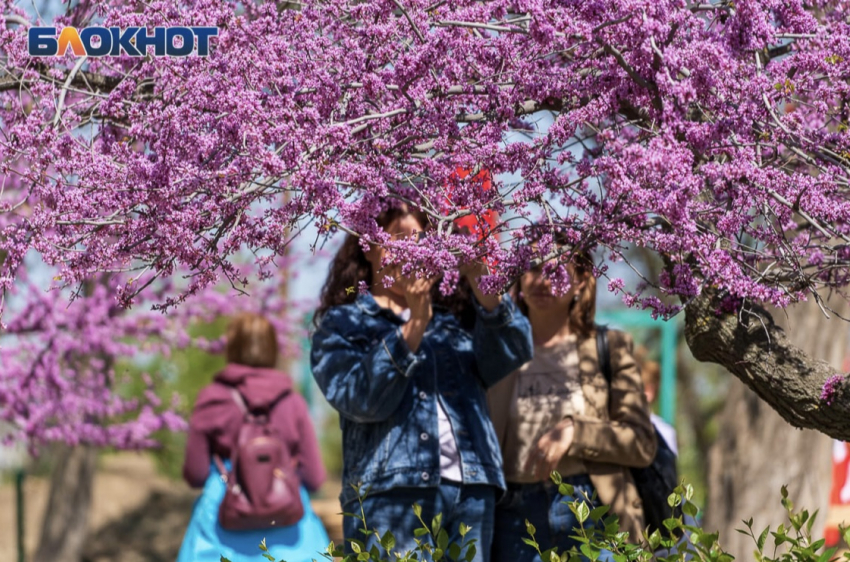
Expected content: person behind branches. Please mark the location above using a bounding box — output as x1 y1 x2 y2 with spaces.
488 235 657 562
178 313 329 562
635 349 678 456
311 203 533 561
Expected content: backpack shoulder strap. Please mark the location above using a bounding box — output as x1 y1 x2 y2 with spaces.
595 324 613 388
229 388 249 415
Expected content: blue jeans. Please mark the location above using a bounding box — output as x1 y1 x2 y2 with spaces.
342 482 496 562
493 474 610 562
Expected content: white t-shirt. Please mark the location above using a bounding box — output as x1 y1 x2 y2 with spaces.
400 308 462 482
651 413 678 456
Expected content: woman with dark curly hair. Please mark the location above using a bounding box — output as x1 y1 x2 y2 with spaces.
310 204 533 561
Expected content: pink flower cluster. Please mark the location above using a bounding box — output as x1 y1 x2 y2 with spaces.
821 374 846 406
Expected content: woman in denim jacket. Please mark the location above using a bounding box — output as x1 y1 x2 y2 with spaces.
311 205 533 561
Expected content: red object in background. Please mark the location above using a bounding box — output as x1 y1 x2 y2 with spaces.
447 167 498 241
826 440 850 547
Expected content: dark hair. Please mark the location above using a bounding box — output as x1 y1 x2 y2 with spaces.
314 206 475 329
514 229 597 338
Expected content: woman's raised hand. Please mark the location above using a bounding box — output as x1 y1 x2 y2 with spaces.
395 270 438 353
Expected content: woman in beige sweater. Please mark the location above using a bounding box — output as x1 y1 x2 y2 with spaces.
488 247 657 561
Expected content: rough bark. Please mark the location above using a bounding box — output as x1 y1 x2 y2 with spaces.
684 290 850 440
33 445 98 562
692 293 850 558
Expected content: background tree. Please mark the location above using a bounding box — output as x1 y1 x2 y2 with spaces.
0 262 300 562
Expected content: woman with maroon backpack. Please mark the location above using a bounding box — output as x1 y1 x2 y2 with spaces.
177 313 330 562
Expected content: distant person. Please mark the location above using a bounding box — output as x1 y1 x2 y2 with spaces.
637 353 678 455
178 313 329 562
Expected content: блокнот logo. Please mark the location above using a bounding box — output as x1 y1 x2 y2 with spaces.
28 26 218 57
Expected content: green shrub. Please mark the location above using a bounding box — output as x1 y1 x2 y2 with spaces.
229 477 850 562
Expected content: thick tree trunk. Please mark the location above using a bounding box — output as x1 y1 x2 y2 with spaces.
33 445 97 562
696 295 850 558
684 290 850 441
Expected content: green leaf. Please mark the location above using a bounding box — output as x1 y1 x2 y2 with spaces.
380 530 396 552
818 546 838 562
683 501 698 518
432 513 443 536
648 530 662 551
551 471 563 485
522 538 539 548
459 523 471 538
812 538 826 551
220 557 232 562
668 493 680 508
590 505 610 522
437 529 449 551
808 509 820 535
448 543 462 561
351 541 362 554
757 526 770 551
262 554 275 562
434 548 445 561
701 532 719 546
576 501 590 524
526 519 537 537
663 518 682 534
464 543 477 562
259 538 269 552
781 485 789 499
357 552 370 561
414 528 430 537
558 483 575 497
580 543 601 561
412 504 422 518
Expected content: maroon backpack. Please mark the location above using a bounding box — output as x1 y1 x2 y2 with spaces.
213 388 304 531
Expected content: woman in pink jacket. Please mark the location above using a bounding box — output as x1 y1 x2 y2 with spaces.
177 313 329 562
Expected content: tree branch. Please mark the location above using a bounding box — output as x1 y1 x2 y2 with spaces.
684 289 850 440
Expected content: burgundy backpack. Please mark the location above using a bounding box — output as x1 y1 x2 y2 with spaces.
213 387 304 531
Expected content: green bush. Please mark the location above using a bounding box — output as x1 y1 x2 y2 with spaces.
232 476 850 562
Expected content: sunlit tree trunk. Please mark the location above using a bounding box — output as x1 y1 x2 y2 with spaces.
702 295 849 558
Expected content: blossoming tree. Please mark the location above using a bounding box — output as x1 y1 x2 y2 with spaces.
2 1 850 437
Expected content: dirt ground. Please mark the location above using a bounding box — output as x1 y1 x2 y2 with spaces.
0 453 343 562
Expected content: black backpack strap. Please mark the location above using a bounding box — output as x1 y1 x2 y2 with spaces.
595 324 613 387
228 386 289 417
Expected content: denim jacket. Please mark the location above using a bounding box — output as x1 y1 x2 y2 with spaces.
311 293 533 506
